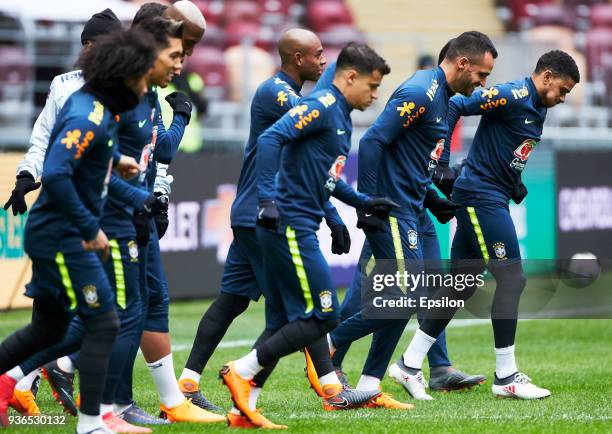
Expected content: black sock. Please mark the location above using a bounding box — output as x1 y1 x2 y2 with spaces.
185 293 250 374
0 298 69 374
305 336 334 378
78 309 120 416
255 317 338 367
251 329 278 388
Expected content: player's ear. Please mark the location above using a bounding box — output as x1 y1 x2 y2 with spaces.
346 69 357 85
294 51 303 67
542 70 553 85
456 56 469 71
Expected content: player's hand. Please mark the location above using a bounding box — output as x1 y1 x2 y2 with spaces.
257 200 279 230
424 189 459 224
432 162 463 199
3 172 41 216
143 193 168 217
82 229 110 261
165 91 193 123
153 192 170 238
511 181 528 204
330 224 351 255
356 209 387 232
133 210 151 246
362 197 399 218
116 155 140 180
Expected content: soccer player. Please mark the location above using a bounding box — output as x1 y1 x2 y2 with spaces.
177 29 355 427
0 28 157 434
315 47 485 407
0 8 131 417
393 50 579 400
219 42 397 428
315 32 497 402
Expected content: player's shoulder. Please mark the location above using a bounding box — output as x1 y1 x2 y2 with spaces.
62 89 114 130
396 70 438 104
301 89 337 113
50 70 85 95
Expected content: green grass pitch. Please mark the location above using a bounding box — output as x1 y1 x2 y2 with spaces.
0 296 610 433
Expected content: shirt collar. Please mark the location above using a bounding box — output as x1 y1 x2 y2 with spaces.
330 84 352 117
436 66 453 100
526 76 543 108
277 70 302 94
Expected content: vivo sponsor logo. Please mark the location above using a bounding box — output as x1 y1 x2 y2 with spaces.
558 186 612 232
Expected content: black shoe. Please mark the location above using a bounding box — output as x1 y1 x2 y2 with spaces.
43 360 77 416
119 401 170 425
429 366 486 391
323 386 381 410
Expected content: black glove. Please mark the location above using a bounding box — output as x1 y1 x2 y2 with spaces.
432 163 462 199
330 224 350 254
143 194 167 217
132 210 151 247
153 193 169 238
424 189 460 224
511 182 528 204
165 92 192 123
257 200 279 230
356 209 387 232
3 172 41 216
362 197 400 218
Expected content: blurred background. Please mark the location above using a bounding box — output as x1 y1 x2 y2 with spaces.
0 0 611 307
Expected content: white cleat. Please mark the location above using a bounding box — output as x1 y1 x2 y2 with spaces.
388 362 434 401
492 372 551 400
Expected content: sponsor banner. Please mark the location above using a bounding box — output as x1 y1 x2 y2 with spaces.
556 150 612 259
0 153 36 310
160 151 363 298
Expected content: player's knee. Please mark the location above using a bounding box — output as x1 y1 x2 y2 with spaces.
84 309 120 342
215 292 251 318
30 299 70 346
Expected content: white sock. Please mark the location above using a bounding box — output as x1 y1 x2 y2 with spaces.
403 329 437 370
57 356 75 374
146 353 185 408
100 403 113 416
326 334 336 354
319 371 340 387
230 405 241 415
248 387 262 411
76 411 103 434
6 366 24 382
179 368 201 384
15 369 40 392
234 350 263 380
495 345 517 379
356 375 380 391
113 403 131 416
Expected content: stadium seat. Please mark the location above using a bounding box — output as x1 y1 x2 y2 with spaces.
254 0 295 15
223 0 262 26
225 21 273 51
585 27 612 81
184 46 228 97
0 46 30 101
526 4 575 29
192 0 223 26
590 4 612 29
199 23 227 48
306 0 353 33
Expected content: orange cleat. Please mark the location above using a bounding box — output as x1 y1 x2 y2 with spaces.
227 411 257 429
304 349 325 397
9 389 41 415
159 398 226 423
243 410 287 429
366 392 415 410
219 362 254 419
103 412 153 433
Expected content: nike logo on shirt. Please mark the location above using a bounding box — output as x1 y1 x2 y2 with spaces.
524 118 535 124
138 120 147 128
337 129 346 135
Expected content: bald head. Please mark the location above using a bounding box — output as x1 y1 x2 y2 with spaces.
278 29 319 65
164 0 206 56
277 28 325 84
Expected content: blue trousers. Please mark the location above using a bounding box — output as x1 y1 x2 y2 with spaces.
331 212 451 379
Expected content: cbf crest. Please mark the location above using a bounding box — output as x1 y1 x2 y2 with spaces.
82 285 100 308
493 242 507 260
407 229 418 250
128 240 139 263
319 290 333 312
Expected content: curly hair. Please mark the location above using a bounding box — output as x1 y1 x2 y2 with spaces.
79 28 157 87
535 50 580 83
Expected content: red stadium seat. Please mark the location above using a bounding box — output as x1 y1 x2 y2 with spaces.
184 46 228 94
585 27 612 81
590 4 612 28
192 0 223 26
254 0 295 15
223 0 262 25
526 4 575 29
306 0 353 33
200 23 227 48
225 21 273 51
